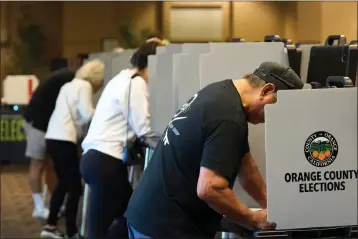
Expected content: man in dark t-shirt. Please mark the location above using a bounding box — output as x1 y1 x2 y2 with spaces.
126 62 304 238
24 68 75 219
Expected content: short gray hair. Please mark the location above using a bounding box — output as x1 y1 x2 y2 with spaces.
243 74 266 88
75 59 105 87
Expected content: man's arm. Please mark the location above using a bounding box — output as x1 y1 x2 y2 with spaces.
197 121 275 230
238 152 267 208
198 121 257 228
197 167 256 229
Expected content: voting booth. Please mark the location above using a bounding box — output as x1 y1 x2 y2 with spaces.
265 88 357 230
148 42 289 209
221 87 357 239
80 41 357 238
144 43 358 238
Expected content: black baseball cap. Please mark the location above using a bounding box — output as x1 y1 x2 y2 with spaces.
253 62 304 90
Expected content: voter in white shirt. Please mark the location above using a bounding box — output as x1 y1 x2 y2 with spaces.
40 59 105 239
80 40 163 239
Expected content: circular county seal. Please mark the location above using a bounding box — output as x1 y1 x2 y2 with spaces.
304 131 338 167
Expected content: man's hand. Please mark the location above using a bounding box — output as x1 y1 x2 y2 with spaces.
252 209 276 230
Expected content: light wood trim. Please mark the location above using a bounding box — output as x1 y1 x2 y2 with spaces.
162 2 230 42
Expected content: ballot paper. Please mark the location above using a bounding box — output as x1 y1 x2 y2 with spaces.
250 208 261 212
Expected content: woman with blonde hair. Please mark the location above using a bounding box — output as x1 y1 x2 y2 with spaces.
40 59 105 239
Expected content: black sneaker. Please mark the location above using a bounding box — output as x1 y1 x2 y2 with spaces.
40 226 65 238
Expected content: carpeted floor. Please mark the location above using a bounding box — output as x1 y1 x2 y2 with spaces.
1 164 68 238
0 163 142 239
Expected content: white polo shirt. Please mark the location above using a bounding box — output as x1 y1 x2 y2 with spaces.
81 69 154 160
45 78 94 143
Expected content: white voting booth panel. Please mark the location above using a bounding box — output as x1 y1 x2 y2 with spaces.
199 42 290 208
2 75 39 104
148 54 158 130
174 43 211 108
265 88 357 230
157 45 167 54
200 42 288 88
148 45 169 134
111 49 136 78
149 44 183 134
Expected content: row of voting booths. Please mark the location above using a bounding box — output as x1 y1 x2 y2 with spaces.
85 41 357 238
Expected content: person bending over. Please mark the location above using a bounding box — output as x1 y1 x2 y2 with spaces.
23 68 76 219
40 59 104 239
80 40 163 239
126 62 304 238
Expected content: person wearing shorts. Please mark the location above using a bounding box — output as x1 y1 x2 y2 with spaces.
24 68 76 219
125 62 304 238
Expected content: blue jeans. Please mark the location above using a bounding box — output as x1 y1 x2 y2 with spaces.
128 224 151 239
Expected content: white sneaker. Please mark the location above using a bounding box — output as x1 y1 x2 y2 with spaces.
32 208 49 220
40 226 65 238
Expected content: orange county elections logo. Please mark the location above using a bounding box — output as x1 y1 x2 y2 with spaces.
304 131 338 167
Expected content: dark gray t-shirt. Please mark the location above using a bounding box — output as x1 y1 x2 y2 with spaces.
126 79 250 238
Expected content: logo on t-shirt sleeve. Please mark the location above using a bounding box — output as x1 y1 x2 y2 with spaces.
173 94 198 118
163 93 198 145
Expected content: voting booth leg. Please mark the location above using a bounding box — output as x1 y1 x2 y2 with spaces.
80 183 90 238
144 148 154 170
42 183 48 205
221 232 229 239
144 148 150 169
129 166 135 185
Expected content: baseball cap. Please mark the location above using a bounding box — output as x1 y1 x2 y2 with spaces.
253 62 304 90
